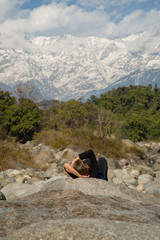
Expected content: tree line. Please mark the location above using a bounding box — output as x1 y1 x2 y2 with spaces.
0 83 160 143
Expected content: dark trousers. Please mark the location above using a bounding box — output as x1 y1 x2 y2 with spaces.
97 156 108 181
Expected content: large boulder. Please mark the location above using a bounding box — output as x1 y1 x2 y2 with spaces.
0 176 68 201
1 178 160 240
33 149 55 165
107 158 121 170
5 169 21 178
0 181 45 201
44 164 64 178
59 148 79 161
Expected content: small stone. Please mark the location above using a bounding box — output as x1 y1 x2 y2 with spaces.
26 179 34 185
113 169 130 179
136 165 154 175
0 171 7 179
5 169 21 178
44 164 59 179
107 158 121 170
21 168 34 177
16 177 27 184
155 171 160 178
130 169 140 179
138 174 154 185
31 177 42 181
33 171 45 179
145 179 160 197
122 177 138 186
136 184 145 192
118 159 129 167
107 170 115 181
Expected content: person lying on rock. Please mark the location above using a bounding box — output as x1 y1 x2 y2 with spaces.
64 149 108 180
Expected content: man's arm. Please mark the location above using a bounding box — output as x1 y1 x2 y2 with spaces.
71 157 80 167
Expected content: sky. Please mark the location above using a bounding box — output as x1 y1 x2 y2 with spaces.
0 0 160 50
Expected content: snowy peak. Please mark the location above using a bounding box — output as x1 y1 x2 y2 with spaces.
0 33 160 101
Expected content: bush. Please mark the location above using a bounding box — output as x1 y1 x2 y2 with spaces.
2 99 42 143
0 140 32 170
0 139 49 171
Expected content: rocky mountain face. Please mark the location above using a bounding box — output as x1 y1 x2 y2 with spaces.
0 33 160 101
0 140 160 239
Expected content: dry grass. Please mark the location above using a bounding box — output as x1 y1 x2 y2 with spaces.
34 128 143 160
0 140 45 171
0 129 145 172
125 145 144 159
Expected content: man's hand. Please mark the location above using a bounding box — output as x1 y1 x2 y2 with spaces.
80 174 90 178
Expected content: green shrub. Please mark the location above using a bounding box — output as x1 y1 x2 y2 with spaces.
2 99 42 143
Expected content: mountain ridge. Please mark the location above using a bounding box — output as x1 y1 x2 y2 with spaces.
0 33 160 101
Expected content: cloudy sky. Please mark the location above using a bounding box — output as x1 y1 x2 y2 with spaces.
0 0 160 50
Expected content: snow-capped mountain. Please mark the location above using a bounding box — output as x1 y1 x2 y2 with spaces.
0 33 160 101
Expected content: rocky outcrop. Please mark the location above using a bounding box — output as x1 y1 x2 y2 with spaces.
1 140 160 239
1 140 160 197
1 177 160 240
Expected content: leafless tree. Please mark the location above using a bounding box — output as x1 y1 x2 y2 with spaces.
16 82 41 104
97 108 114 138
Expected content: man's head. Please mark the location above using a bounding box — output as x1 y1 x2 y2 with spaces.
73 159 90 175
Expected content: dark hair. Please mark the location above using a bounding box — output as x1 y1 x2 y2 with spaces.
73 159 90 175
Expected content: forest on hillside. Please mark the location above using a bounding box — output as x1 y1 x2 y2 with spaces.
0 84 160 146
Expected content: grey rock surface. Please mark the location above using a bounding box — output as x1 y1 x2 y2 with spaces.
1 141 160 239
1 178 160 239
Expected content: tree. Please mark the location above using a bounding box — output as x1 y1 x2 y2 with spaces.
87 95 99 105
97 108 114 138
0 89 16 139
125 112 152 141
16 82 41 103
153 83 158 95
56 99 88 128
2 99 42 143
0 89 16 122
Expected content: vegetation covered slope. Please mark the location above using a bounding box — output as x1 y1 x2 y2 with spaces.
0 84 160 164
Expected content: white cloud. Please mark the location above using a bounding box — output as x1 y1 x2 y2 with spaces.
113 9 160 37
0 0 29 22
0 0 159 53
0 2 112 49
